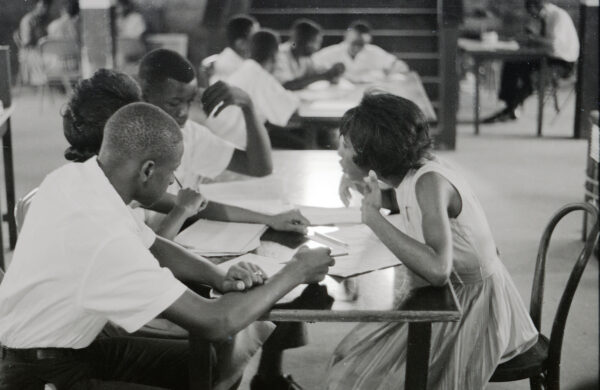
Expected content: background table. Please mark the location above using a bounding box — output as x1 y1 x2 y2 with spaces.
190 150 462 390
0 105 16 270
458 38 549 136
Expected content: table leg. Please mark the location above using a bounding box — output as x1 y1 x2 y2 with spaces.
537 57 547 137
474 59 481 135
405 322 432 390
2 119 17 249
189 334 213 390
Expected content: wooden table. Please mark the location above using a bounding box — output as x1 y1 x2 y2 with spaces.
189 150 462 390
0 105 17 270
458 38 550 136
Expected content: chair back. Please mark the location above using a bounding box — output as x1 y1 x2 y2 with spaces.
14 188 39 234
529 202 599 375
38 38 81 79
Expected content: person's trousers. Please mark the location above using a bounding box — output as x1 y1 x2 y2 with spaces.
0 337 192 390
498 58 574 110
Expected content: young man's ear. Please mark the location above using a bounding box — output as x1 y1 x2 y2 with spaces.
139 160 156 183
234 38 249 57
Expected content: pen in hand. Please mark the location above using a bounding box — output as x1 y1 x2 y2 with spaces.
174 175 183 189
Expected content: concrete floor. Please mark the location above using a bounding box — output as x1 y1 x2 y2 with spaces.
0 82 597 389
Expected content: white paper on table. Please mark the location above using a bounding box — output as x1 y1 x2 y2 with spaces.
175 219 267 255
326 224 401 277
217 253 286 277
298 205 362 225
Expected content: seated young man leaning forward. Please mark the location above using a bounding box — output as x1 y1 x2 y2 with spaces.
0 103 334 390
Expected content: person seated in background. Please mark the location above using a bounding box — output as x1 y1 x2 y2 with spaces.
211 14 259 83
116 0 147 40
313 20 409 83
0 102 335 390
274 18 345 91
18 0 52 48
138 49 309 236
483 0 579 123
226 29 300 129
47 0 80 42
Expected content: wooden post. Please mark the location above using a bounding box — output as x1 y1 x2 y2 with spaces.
80 0 116 77
437 0 463 150
574 0 599 140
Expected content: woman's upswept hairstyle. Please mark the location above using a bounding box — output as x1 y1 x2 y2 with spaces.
340 93 432 179
62 69 142 162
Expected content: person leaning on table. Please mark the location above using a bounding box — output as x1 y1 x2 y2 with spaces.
0 103 334 390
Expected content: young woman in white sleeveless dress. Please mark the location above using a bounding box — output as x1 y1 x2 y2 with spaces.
327 93 538 390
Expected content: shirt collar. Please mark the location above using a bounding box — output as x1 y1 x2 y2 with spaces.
82 157 132 213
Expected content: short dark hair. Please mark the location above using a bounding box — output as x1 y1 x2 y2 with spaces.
250 29 280 64
63 0 79 17
348 20 372 35
138 49 196 93
63 69 142 162
226 15 258 47
291 18 322 46
101 102 182 164
340 93 432 179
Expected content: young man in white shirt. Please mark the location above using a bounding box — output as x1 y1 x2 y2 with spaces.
138 49 310 234
483 0 580 123
313 20 409 83
274 18 346 91
212 15 259 83
0 103 333 389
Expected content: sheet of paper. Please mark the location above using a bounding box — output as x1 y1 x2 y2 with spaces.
175 219 267 255
326 224 401 277
298 205 362 225
217 253 286 277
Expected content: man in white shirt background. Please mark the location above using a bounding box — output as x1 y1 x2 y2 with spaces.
0 102 334 389
274 18 345 91
483 0 580 123
212 15 260 83
313 20 409 83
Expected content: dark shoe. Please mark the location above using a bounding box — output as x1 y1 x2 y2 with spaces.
482 108 518 124
250 374 304 390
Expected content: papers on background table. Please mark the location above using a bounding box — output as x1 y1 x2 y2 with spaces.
297 205 362 225
175 219 267 257
326 224 401 278
458 38 520 51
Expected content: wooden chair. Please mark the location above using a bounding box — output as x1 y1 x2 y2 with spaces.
490 202 599 390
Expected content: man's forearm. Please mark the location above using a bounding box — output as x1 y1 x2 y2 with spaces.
197 201 270 225
150 236 225 286
282 72 327 91
241 104 273 175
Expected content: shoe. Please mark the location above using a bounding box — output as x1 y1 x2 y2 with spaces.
250 374 304 390
482 108 518 124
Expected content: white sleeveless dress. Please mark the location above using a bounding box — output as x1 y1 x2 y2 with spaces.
326 156 538 390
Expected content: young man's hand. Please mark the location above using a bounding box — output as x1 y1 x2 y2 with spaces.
338 174 367 207
175 188 208 217
361 170 383 224
267 209 310 234
285 246 334 284
324 62 346 81
221 261 267 292
201 81 252 116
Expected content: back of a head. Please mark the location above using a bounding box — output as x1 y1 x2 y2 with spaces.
348 20 372 35
138 49 196 93
63 0 80 17
63 69 142 162
291 18 321 46
100 102 182 165
226 15 258 47
340 93 431 178
250 29 280 65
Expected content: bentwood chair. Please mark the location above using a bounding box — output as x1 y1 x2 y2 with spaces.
490 202 599 390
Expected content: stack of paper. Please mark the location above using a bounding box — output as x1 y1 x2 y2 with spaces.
175 219 267 257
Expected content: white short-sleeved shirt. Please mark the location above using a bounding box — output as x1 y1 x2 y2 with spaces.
117 12 147 39
211 47 245 84
0 158 187 349
227 59 299 127
175 120 236 190
313 42 398 82
542 3 579 62
274 41 321 83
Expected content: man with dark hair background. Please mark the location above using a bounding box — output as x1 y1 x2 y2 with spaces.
313 20 409 83
274 18 345 91
212 14 260 83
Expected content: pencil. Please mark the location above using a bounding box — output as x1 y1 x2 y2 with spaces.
174 175 183 189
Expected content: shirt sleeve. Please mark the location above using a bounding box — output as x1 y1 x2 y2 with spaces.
78 234 187 333
257 75 300 126
373 46 398 70
186 123 236 179
274 51 294 83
